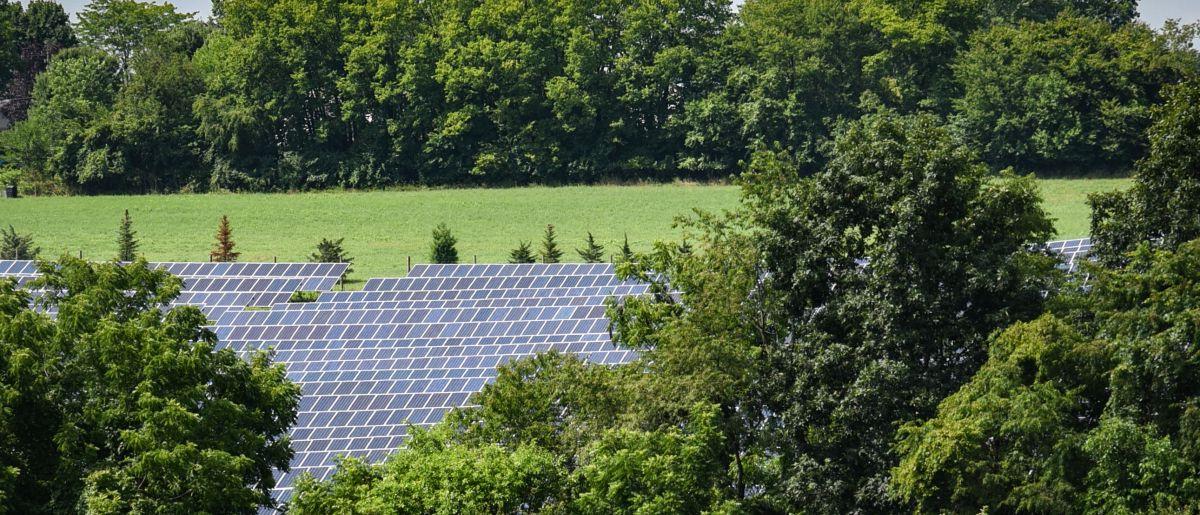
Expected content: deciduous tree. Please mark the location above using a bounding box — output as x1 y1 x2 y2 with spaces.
953 15 1195 174
0 257 299 513
1091 78 1200 266
746 107 1057 512
894 240 1200 512
75 0 189 79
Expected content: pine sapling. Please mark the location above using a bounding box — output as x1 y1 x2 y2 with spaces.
117 209 138 262
577 232 605 263
509 241 536 263
539 224 563 264
0 225 39 260
311 237 353 280
619 233 634 262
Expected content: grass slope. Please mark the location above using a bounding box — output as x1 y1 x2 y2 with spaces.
0 179 1128 280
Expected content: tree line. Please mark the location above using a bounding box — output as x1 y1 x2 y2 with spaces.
1 0 1196 194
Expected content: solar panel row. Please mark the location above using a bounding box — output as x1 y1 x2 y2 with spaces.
0 260 349 311
153 262 348 278
361 274 636 293
403 262 615 279
0 260 348 279
316 284 647 303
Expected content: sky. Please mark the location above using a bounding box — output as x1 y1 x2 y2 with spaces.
46 0 1200 30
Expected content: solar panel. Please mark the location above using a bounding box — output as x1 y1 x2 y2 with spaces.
1043 238 1092 273
151 262 348 279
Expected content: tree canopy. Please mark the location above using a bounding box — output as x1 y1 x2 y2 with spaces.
893 240 1200 513
953 15 1195 174
0 257 299 513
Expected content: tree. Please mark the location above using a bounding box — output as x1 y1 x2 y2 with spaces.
309 237 353 280
429 223 458 264
0 47 120 193
607 218 773 507
893 240 1200 513
116 208 137 261
74 0 190 79
83 22 208 193
508 241 535 264
0 0 19 92
576 232 604 263
745 108 1056 512
0 225 38 259
619 234 634 262
1091 78 1200 266
0 0 76 124
210 215 239 262
0 257 299 513
539 224 562 264
952 15 1195 174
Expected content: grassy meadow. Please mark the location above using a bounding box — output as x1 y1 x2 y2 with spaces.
0 179 1129 280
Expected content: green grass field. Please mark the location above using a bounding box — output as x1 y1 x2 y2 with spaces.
0 179 1129 280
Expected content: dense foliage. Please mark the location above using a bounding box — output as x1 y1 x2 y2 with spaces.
741 107 1058 511
2 0 1195 193
893 240 1200 513
953 15 1196 174
0 257 299 513
0 0 74 126
4 0 1200 512
1091 78 1200 266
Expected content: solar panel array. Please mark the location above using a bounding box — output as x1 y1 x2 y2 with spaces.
213 263 647 500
